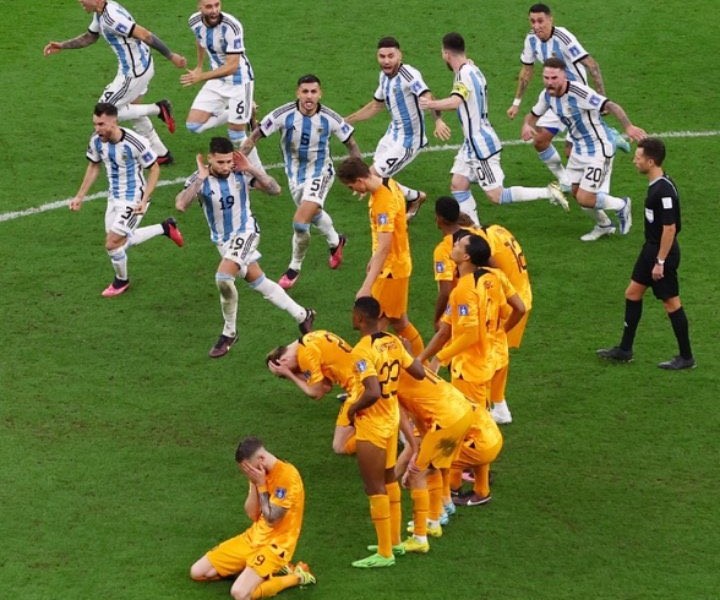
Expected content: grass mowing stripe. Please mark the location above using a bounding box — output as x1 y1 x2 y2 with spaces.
2 129 718 224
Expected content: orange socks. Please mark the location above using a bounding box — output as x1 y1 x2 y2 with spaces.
369 494 392 557
386 481 402 546
396 322 425 356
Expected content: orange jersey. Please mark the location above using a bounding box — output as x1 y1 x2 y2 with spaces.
437 268 500 382
484 224 532 308
297 330 355 392
246 460 304 558
432 226 486 283
397 367 474 434
485 267 516 368
351 331 415 435
369 178 412 279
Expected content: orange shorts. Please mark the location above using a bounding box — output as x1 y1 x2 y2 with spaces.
355 416 398 469
489 365 508 403
336 395 354 427
506 309 530 348
371 276 409 320
452 433 503 470
206 530 288 578
415 408 474 471
452 377 490 409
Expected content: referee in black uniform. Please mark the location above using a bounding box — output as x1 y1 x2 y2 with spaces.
597 137 695 369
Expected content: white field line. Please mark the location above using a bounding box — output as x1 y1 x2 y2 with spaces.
1 129 718 224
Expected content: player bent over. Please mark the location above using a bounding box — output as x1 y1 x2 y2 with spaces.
190 436 316 599
266 330 358 455
70 103 183 297
175 137 314 358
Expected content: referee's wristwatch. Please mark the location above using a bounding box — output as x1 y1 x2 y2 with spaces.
655 258 666 266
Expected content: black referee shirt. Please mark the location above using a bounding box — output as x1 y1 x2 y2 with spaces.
644 174 681 245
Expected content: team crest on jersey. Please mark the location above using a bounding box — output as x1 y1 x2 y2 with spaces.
377 213 389 225
233 39 242 50
355 359 368 373
302 370 312 380
274 487 287 500
340 124 351 134
458 304 469 316
435 262 445 273
142 152 154 163
411 81 422 93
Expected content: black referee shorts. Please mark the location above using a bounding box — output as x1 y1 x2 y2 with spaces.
631 242 680 300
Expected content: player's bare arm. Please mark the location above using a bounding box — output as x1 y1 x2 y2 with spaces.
244 481 261 521
175 155 208 211
43 31 99 55
521 112 540 141
69 162 102 211
345 99 384 124
580 55 606 96
239 128 263 155
356 232 391 299
420 91 451 140
181 52 240 87
504 294 527 332
419 95 461 113
343 136 362 160
603 101 647 141
417 322 451 364
232 151 281 196
131 24 186 68
135 162 160 214
347 376 381 424
507 63 534 118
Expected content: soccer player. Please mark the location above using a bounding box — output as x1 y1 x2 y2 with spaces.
69 103 183 297
522 57 647 235
336 157 425 356
418 32 568 226
345 36 451 220
349 297 425 568
597 138 695 370
175 137 314 358
182 0 263 168
420 234 524 409
266 330 358 455
190 436 316 599
44 0 186 165
240 75 360 289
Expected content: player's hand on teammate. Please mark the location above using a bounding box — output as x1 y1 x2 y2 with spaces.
626 125 647 142
170 53 188 69
43 42 63 56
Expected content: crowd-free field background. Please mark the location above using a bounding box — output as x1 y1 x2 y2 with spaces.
1 1 718 598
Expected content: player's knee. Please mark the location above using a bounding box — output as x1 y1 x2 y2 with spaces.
332 439 348 455
292 221 311 234
215 273 237 297
186 122 203 134
230 586 252 600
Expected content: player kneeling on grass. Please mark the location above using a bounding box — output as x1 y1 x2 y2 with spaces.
266 329 359 455
175 137 315 358
190 436 315 600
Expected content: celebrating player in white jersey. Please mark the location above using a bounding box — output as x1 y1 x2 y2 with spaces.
506 3 632 240
345 37 450 221
181 0 264 169
44 0 186 165
175 137 315 358
522 57 646 235
69 103 184 297
241 75 361 289
420 33 568 226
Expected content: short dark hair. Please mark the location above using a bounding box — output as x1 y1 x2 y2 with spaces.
235 436 264 462
209 137 234 154
435 196 460 223
638 137 666 166
94 102 118 118
543 57 567 71
442 32 465 53
337 157 371 183
377 36 400 50
353 296 381 320
465 234 491 267
297 74 321 87
529 3 552 15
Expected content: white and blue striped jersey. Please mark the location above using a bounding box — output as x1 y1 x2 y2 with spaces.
531 83 614 158
184 170 257 244
188 12 253 85
373 64 429 150
88 0 151 78
520 26 589 84
259 102 354 185
451 63 502 160
86 127 157 203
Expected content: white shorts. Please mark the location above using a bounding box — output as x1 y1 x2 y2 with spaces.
372 134 421 177
191 79 254 125
99 63 154 107
451 151 505 192
105 201 147 237
216 230 261 277
536 109 567 134
567 153 614 194
289 164 335 208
